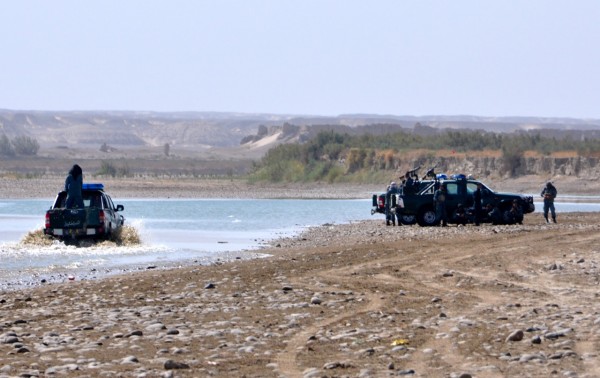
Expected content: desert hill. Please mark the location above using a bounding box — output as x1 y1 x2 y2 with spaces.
1 109 599 177
1 110 599 154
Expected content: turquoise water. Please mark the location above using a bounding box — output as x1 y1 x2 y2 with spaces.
0 197 599 288
0 198 374 287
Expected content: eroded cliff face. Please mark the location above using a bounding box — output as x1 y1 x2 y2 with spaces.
401 156 600 179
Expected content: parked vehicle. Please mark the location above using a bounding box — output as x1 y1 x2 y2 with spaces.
395 176 535 226
44 183 125 242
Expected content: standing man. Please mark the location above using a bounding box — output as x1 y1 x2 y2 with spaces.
433 183 448 227
541 182 558 223
403 172 415 194
65 164 84 209
473 183 483 226
385 181 399 226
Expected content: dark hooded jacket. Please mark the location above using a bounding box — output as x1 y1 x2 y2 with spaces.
65 164 84 209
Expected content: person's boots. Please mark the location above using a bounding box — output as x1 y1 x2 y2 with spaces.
552 216 557 223
544 215 549 223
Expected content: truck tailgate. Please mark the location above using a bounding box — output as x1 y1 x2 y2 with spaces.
48 209 88 229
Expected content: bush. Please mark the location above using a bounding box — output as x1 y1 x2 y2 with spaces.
501 144 524 177
98 161 118 177
0 134 15 156
12 136 40 155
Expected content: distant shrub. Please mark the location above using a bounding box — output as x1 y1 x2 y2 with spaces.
0 134 15 156
12 136 40 155
97 161 132 177
501 144 524 177
98 161 117 177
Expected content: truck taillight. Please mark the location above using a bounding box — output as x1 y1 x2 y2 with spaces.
98 210 105 233
45 212 50 229
378 195 385 208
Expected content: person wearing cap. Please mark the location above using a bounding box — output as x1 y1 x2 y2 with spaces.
385 181 399 226
541 182 558 223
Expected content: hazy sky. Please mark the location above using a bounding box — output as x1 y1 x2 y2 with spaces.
1 1 599 118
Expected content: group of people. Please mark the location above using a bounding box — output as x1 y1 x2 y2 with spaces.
384 177 558 227
431 182 522 227
433 182 554 226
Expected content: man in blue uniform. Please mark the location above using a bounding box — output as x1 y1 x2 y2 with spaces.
433 184 448 227
541 182 558 223
385 182 399 226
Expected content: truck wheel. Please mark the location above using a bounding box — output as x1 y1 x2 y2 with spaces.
418 207 438 227
400 214 417 225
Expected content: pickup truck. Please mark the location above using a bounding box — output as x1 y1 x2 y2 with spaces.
44 183 125 242
371 180 432 225
395 175 535 226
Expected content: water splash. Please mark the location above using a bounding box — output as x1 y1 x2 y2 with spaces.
19 225 142 248
20 229 54 246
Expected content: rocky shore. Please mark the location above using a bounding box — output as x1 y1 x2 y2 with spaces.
2 211 600 377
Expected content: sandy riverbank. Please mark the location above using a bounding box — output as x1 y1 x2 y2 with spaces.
2 212 600 377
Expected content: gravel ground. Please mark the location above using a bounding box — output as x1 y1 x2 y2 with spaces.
2 177 600 377
2 212 600 377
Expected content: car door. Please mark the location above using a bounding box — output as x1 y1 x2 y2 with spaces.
443 182 461 215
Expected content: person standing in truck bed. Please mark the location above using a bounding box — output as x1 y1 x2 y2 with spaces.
64 164 84 209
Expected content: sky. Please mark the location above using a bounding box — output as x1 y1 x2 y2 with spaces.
1 1 599 119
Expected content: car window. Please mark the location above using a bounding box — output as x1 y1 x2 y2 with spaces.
466 182 478 195
107 195 116 210
102 196 110 209
421 183 435 195
82 193 100 208
445 183 458 196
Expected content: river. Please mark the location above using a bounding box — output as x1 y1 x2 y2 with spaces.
1 197 599 289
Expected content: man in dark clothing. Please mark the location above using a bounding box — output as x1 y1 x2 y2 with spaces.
508 199 524 225
487 203 502 225
433 184 448 227
65 164 84 209
385 182 399 226
403 172 415 194
452 203 468 226
473 183 483 226
541 182 557 223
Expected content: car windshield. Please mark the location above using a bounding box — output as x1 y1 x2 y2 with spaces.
466 181 493 195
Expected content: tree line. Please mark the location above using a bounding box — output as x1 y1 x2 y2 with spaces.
250 129 600 183
0 134 40 156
